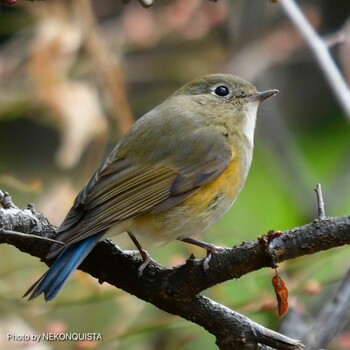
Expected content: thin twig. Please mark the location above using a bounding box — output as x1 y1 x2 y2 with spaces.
315 183 326 219
0 190 18 209
0 228 64 245
279 0 350 119
304 265 350 348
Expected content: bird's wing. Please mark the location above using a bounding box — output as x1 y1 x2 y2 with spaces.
54 127 233 247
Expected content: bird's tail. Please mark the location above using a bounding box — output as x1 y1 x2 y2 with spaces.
23 234 103 301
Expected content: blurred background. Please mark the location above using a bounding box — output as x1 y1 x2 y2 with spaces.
0 0 349 349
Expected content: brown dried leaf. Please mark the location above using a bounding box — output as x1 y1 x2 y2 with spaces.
272 272 289 316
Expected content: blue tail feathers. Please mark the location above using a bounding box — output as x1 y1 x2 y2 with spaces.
24 234 103 301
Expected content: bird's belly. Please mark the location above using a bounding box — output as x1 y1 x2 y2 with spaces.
130 155 248 245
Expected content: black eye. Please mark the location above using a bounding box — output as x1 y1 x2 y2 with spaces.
214 85 230 97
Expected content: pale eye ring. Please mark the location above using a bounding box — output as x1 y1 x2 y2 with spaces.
214 85 230 97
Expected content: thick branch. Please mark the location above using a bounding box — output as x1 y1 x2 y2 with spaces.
2 203 349 300
5 197 350 349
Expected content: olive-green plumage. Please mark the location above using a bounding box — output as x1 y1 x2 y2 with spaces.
25 74 277 300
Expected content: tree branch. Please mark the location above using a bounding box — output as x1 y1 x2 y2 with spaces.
304 265 350 348
3 190 350 349
279 0 350 119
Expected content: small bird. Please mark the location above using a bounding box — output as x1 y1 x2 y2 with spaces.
24 74 278 301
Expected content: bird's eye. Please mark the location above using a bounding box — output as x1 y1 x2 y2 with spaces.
214 85 230 97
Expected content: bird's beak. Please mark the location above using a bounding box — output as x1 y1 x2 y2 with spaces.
250 89 279 103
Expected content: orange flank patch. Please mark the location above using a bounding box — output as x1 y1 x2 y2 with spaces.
182 156 243 211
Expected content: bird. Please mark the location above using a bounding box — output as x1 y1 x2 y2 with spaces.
24 74 278 301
